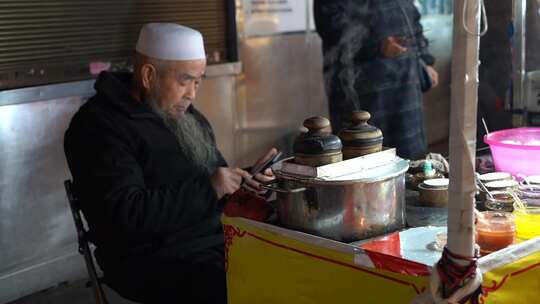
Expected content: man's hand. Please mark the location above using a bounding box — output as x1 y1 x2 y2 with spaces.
381 36 408 58
211 167 249 200
242 148 278 193
425 65 439 88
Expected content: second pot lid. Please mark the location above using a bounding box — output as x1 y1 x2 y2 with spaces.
339 111 383 145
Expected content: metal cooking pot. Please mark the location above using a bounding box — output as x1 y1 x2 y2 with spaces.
263 158 409 242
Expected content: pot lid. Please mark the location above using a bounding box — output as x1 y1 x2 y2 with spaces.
293 116 342 155
485 179 519 189
276 158 409 184
479 172 512 182
339 111 383 145
422 178 449 189
526 175 540 184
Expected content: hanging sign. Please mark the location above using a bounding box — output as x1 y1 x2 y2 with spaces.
244 0 314 37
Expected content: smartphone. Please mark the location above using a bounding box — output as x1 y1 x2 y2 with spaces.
250 151 282 199
250 151 282 176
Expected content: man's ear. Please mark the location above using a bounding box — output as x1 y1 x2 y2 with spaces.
140 63 157 91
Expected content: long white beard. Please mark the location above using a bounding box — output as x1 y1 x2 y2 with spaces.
146 90 219 174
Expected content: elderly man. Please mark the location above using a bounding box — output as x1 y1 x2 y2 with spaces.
64 23 274 304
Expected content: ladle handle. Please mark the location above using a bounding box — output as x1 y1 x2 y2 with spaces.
260 181 306 194
475 173 494 199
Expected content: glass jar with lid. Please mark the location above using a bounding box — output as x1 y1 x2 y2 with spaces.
485 191 515 212
476 211 515 255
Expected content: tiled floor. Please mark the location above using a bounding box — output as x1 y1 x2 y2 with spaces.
7 279 137 304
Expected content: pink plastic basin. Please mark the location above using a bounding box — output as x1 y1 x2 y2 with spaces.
484 128 540 178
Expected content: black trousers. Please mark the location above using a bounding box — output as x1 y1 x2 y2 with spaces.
105 246 227 304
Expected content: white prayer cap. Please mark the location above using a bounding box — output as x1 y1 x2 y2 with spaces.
135 23 206 61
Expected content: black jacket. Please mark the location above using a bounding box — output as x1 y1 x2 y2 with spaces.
64 72 226 271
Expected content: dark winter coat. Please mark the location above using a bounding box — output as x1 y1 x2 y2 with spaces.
64 72 226 278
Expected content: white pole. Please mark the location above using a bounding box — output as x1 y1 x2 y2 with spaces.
412 1 484 302
447 0 481 262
